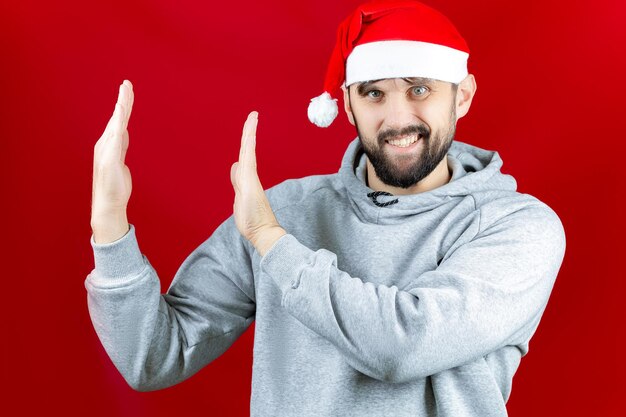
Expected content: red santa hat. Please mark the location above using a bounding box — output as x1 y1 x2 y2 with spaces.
308 0 470 127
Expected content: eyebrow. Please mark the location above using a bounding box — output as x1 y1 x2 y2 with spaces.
355 77 437 95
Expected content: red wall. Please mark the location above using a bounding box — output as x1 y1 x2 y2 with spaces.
2 0 624 415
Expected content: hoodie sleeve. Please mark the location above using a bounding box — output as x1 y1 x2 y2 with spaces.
84 216 255 391
260 205 566 384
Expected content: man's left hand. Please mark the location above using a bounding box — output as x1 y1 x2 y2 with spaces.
230 111 287 257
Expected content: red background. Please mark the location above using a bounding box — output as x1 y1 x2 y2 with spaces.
2 0 625 415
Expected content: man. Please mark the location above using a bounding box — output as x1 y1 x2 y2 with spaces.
87 1 566 416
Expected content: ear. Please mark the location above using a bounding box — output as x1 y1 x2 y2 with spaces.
341 84 356 126
455 74 477 120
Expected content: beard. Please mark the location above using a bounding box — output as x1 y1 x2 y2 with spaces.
354 106 457 189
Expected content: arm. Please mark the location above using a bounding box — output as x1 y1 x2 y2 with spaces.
85 217 255 392
228 111 565 383
259 206 566 384
88 81 254 391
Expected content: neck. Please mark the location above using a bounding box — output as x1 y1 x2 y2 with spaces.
366 156 452 195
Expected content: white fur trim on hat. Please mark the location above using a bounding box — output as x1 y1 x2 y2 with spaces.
346 40 469 86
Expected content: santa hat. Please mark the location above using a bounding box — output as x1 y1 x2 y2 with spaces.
307 0 470 128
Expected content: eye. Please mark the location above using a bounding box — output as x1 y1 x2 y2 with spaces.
366 90 382 99
411 86 429 96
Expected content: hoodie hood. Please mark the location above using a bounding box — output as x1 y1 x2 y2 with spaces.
338 137 517 224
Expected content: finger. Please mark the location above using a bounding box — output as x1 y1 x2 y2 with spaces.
122 80 134 129
101 80 131 135
99 104 124 158
100 103 125 162
100 99 122 140
123 79 133 96
106 82 130 136
103 81 133 155
239 111 257 160
120 129 129 162
118 83 132 131
113 101 125 136
230 162 240 193
239 111 258 176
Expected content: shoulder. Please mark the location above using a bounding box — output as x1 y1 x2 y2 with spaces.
476 192 566 255
264 173 340 213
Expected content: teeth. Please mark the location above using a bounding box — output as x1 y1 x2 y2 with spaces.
388 135 419 148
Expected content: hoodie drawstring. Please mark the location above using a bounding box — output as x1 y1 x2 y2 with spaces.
367 191 399 207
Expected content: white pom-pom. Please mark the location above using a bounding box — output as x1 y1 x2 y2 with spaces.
307 92 338 128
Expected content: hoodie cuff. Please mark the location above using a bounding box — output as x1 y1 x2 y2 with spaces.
260 234 315 295
90 223 146 282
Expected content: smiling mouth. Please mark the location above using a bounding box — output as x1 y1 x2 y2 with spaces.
385 134 421 148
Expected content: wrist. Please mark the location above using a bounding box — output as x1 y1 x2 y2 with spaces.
254 226 287 257
91 211 130 244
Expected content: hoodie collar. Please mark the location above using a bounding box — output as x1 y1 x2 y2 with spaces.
338 137 517 224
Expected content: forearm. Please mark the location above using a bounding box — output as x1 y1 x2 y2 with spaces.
86 270 164 390
87 275 229 391
86 221 257 390
260 233 560 383
86 225 184 390
86 225 213 390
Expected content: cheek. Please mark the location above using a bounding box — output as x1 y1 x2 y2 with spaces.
419 107 452 132
352 106 383 136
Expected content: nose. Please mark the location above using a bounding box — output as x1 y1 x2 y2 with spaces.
381 93 419 132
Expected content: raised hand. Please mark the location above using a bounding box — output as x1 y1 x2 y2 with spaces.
91 80 134 244
230 112 286 256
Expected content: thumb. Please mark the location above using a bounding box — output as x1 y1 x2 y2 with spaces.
230 162 239 192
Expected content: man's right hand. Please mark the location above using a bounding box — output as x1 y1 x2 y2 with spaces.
91 80 135 244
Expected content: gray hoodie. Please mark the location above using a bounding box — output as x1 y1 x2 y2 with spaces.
86 137 566 416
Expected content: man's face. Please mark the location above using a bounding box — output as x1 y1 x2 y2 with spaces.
345 77 458 189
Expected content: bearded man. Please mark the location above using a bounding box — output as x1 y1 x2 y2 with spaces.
87 1 566 416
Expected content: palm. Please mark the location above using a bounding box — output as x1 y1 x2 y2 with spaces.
92 81 134 217
230 112 281 247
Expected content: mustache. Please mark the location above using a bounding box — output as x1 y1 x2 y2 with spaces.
378 124 430 144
